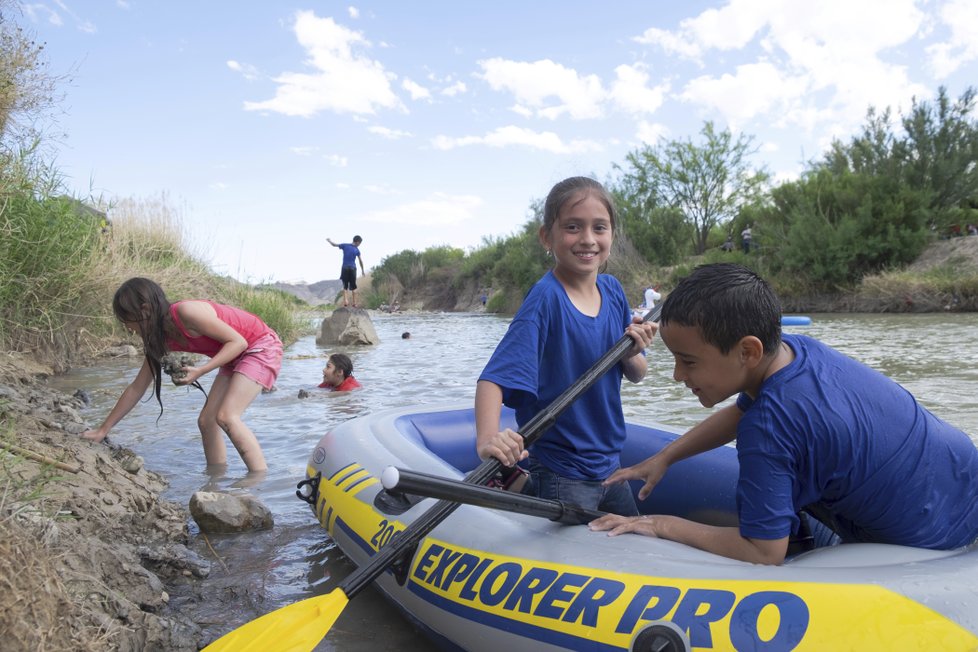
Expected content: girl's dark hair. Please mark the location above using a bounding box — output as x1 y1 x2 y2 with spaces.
113 277 171 417
660 263 782 355
541 176 617 234
329 353 354 378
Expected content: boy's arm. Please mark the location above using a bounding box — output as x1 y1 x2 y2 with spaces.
604 404 741 499
590 515 788 565
357 253 365 275
326 238 338 247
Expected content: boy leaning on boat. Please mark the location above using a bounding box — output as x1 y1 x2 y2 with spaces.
591 263 978 565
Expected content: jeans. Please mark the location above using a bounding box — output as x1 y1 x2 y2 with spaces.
522 458 638 516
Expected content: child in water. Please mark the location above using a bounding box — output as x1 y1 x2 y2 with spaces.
475 176 655 514
81 278 282 472
319 353 362 392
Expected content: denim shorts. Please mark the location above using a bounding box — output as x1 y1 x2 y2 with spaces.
522 457 638 516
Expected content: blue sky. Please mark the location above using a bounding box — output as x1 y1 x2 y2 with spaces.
23 1 978 284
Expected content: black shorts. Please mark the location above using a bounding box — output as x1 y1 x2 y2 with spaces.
340 266 358 290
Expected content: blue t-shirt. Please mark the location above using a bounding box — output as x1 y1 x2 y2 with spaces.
339 243 360 268
735 334 978 549
479 271 633 481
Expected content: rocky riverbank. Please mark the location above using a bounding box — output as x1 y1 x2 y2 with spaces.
0 353 206 651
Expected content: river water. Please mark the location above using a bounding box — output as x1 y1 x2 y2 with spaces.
49 311 978 649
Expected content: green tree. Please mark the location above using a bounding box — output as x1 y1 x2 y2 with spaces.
759 168 930 287
618 121 769 254
900 86 978 215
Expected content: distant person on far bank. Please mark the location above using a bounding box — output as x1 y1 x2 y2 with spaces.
741 225 753 254
327 235 365 308
319 353 362 393
641 283 661 311
721 235 734 252
81 277 282 472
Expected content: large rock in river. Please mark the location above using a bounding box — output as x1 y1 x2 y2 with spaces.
189 492 273 533
316 307 379 346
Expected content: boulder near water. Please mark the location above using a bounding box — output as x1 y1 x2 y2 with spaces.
316 307 380 345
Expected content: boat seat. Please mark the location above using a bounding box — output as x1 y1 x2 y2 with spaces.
398 407 519 473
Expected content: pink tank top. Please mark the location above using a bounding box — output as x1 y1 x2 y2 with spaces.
165 301 276 357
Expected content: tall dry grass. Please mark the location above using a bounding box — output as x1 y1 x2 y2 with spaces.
0 184 307 369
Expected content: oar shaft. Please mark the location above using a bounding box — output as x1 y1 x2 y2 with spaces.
339 305 660 599
382 467 605 524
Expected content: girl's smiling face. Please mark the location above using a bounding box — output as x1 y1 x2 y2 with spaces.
539 191 613 280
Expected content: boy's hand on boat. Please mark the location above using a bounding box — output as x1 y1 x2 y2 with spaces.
477 428 528 467
603 456 667 500
588 513 659 538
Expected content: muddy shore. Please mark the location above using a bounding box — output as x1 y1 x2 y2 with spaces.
0 352 209 651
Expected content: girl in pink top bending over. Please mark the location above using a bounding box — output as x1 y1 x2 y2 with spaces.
82 277 283 472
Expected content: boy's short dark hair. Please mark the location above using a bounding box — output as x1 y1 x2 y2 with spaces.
352 235 362 244
660 263 781 355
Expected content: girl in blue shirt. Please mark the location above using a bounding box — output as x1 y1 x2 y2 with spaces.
476 176 655 515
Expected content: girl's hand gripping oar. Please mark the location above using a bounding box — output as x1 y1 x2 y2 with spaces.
203 306 660 652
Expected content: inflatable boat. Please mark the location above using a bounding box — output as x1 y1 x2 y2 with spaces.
301 404 978 651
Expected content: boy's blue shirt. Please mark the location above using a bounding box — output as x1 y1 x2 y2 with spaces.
735 333 978 549
479 271 632 481
338 243 360 268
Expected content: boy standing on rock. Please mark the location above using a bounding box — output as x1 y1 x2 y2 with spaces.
327 236 365 308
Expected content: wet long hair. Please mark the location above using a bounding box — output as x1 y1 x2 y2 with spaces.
541 176 617 273
329 353 354 379
660 263 782 355
112 278 171 417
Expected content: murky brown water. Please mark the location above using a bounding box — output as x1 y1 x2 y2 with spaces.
50 311 978 649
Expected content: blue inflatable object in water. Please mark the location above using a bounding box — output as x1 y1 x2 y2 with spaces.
782 315 813 326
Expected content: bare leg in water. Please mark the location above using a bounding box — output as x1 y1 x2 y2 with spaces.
197 373 267 472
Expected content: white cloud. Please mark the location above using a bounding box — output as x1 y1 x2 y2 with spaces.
210 182 229 191
610 64 668 115
290 146 318 156
681 62 808 129
243 11 404 117
402 78 432 101
477 58 605 120
441 81 467 97
227 60 261 81
637 0 930 137
633 26 703 61
347 6 359 19
926 0 978 78
431 126 602 154
359 193 483 226
325 154 348 167
23 3 64 26
636 121 669 145
368 125 412 139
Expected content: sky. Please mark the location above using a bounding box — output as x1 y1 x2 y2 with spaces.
20 0 978 284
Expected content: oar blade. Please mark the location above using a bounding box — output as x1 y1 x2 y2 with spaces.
202 589 349 652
